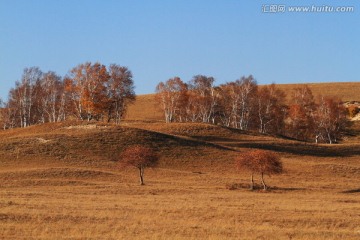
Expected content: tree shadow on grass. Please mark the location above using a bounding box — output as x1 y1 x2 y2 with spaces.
226 183 305 192
341 188 360 194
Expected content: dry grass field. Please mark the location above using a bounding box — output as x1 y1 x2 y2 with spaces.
125 94 163 121
126 82 360 121
0 120 360 239
276 82 360 102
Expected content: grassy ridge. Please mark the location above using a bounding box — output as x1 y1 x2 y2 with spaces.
0 121 233 171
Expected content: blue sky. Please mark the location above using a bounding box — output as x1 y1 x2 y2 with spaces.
0 0 359 100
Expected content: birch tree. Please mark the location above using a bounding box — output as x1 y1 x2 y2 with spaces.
314 96 347 144
218 76 257 129
155 77 188 123
8 67 42 127
188 75 218 123
38 71 64 123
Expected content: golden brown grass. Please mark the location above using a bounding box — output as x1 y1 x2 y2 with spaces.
276 82 360 102
125 94 163 121
0 121 360 239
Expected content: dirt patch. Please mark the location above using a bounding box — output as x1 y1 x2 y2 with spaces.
36 138 51 144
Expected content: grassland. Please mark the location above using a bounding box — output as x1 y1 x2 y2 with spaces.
0 120 359 239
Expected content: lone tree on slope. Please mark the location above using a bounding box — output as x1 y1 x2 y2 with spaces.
235 149 283 190
119 145 159 185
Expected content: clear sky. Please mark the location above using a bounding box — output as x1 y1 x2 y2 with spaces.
0 0 359 100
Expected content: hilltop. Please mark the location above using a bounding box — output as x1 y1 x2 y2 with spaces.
126 82 360 121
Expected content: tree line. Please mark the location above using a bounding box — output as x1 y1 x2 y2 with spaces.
155 75 348 144
0 67 349 144
0 62 135 128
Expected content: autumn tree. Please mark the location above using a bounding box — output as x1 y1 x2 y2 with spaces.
235 149 283 190
65 62 135 123
65 62 110 121
106 64 135 124
5 68 66 127
155 77 188 123
0 101 15 130
183 89 200 122
314 96 347 144
187 75 218 123
3 63 133 128
218 82 241 127
119 145 159 185
256 84 287 134
8 67 43 127
35 71 65 123
287 85 316 141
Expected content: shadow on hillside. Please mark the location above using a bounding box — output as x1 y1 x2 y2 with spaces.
191 136 244 142
344 121 360 136
228 142 360 157
141 130 237 152
150 128 360 157
341 188 360 194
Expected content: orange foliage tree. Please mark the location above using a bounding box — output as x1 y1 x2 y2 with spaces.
235 149 283 190
65 62 110 121
119 145 159 185
107 64 135 124
256 84 287 134
287 85 316 141
65 62 135 122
